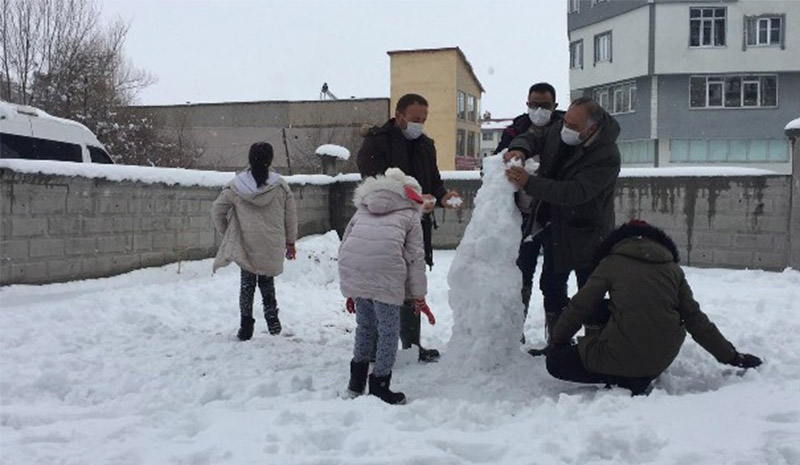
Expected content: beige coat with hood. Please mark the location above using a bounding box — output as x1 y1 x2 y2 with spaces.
212 171 298 276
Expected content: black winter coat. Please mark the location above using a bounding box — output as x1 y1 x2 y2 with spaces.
514 109 621 273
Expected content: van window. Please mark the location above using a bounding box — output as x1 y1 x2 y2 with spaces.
0 132 82 162
88 145 113 164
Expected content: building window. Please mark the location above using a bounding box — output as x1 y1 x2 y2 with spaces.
618 140 655 164
670 138 789 163
594 32 612 64
467 94 476 122
456 129 466 156
690 7 726 47
746 15 782 47
568 0 579 14
593 81 636 115
569 40 583 69
690 75 777 108
457 91 466 120
482 132 494 141
467 131 476 157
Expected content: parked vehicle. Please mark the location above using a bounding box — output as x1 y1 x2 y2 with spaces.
0 101 113 164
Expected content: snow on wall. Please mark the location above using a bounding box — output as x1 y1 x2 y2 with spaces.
784 117 800 131
315 144 351 160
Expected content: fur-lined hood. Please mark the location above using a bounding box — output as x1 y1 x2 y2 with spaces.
353 168 423 216
594 221 680 265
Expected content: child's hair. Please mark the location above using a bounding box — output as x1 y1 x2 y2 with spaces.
249 142 274 187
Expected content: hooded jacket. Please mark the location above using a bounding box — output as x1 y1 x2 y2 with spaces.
551 223 737 378
512 107 621 273
211 171 298 276
338 168 427 307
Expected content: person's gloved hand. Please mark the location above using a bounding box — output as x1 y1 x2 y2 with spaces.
728 352 762 369
414 298 435 325
346 297 355 314
285 243 296 260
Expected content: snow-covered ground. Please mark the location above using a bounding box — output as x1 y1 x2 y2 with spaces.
2 232 799 465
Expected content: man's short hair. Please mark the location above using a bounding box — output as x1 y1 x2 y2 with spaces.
570 96 603 125
528 83 556 102
396 93 429 113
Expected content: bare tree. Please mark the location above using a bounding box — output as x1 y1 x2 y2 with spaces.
1 0 201 167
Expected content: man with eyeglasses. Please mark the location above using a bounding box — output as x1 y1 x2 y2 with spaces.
505 97 621 357
494 83 563 344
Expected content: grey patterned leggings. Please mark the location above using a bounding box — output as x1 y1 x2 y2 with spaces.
353 298 400 377
239 269 277 318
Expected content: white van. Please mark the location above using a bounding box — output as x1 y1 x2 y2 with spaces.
0 101 114 164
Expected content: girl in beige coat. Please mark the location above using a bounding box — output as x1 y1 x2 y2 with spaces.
212 142 298 340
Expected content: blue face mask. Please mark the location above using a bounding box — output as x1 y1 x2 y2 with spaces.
402 122 424 140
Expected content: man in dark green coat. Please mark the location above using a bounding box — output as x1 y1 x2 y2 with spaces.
356 93 461 362
506 97 621 354
546 220 762 395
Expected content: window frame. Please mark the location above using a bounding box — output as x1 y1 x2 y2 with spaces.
593 80 636 115
689 7 727 48
467 94 476 122
745 15 783 47
568 0 580 14
457 91 466 120
688 74 778 109
594 31 612 64
456 129 466 157
569 39 584 70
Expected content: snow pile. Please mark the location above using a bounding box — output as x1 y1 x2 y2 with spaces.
1 234 799 464
315 144 351 160
445 154 525 371
784 117 800 131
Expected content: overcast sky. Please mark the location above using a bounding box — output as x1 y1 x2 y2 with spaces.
98 0 569 119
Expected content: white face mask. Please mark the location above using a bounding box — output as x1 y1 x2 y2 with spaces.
402 122 424 140
528 108 552 127
561 126 583 146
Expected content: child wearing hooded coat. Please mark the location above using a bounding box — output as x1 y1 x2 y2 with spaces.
339 168 434 405
212 142 298 340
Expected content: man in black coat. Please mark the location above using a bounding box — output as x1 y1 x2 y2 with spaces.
356 93 462 362
506 97 621 355
494 83 564 340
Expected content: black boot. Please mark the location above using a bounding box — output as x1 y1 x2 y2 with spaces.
237 316 255 341
347 360 370 398
418 346 440 363
521 285 532 344
369 372 406 405
528 311 559 357
265 310 282 335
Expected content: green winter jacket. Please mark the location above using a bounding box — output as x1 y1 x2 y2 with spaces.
551 225 737 378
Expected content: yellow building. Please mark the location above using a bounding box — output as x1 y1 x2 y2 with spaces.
388 47 485 171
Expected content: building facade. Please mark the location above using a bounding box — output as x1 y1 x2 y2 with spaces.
480 118 514 158
568 0 799 173
389 47 485 170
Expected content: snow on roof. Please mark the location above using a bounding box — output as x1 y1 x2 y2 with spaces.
315 144 351 160
481 120 513 131
785 117 800 131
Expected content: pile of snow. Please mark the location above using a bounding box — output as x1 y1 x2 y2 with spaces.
784 117 800 131
315 144 351 161
445 154 524 371
1 233 799 463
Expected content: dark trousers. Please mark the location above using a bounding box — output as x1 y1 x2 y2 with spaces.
517 214 544 290
546 345 653 395
539 228 594 319
399 300 420 349
239 269 277 318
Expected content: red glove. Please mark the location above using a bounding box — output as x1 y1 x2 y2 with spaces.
414 298 436 325
285 243 296 260
346 297 355 314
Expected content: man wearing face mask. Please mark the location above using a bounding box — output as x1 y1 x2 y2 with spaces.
505 97 621 356
493 83 563 342
357 93 462 363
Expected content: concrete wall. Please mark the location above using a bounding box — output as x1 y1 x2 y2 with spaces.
0 169 332 285
2 163 798 286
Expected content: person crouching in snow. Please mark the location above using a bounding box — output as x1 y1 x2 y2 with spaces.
211 142 298 341
339 168 434 405
546 220 762 395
